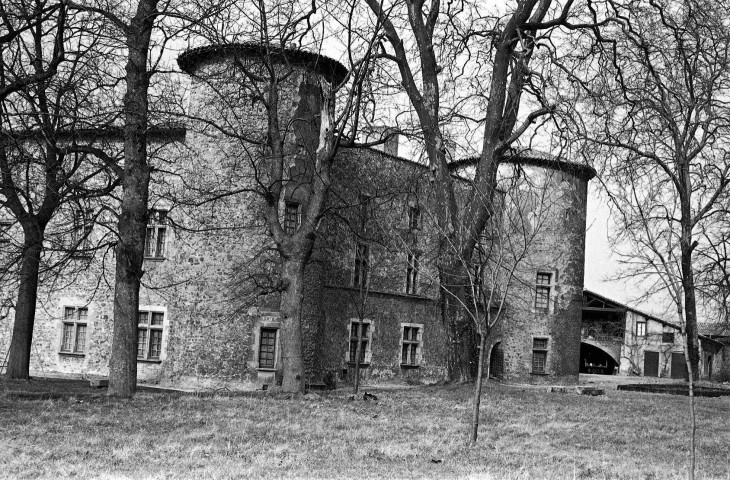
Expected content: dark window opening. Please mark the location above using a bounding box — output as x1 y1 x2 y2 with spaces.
535 272 551 311
259 328 277 368
145 210 168 259
405 254 419 295
408 206 420 230
72 208 94 256
349 321 370 364
532 337 548 374
284 202 301 234
353 243 370 287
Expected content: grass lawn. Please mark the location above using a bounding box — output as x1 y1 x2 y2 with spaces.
1 380 729 479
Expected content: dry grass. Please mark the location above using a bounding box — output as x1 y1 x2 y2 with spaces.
1 381 729 479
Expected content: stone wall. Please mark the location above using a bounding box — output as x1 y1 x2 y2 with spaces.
0 47 596 389
487 162 591 385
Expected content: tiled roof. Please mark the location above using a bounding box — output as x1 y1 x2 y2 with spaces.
698 323 730 336
449 147 596 180
178 43 348 84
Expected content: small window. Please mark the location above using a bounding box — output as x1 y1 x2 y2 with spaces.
137 310 165 360
532 337 548 374
662 332 675 343
408 206 421 230
60 307 88 354
535 272 552 311
405 254 419 295
0 220 12 244
471 263 484 300
72 208 93 256
359 194 371 230
283 202 301 234
636 320 646 337
401 324 422 366
145 210 168 259
258 328 278 368
348 320 372 364
353 243 370 288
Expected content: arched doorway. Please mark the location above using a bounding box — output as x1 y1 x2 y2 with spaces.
489 342 504 380
580 342 618 375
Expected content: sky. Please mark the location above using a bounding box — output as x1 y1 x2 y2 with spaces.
583 183 671 319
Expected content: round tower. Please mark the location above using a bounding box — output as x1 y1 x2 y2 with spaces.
488 152 595 385
177 43 347 164
163 44 347 386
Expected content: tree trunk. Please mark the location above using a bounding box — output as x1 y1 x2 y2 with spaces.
684 337 696 480
5 228 44 379
107 187 147 397
107 0 158 398
470 330 488 443
353 318 364 394
279 257 306 393
440 263 478 382
681 266 701 382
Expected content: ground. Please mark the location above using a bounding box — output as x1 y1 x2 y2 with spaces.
1 376 729 479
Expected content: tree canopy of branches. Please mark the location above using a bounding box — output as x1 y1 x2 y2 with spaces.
562 0 730 476
364 0 578 381
1 0 121 379
173 0 383 392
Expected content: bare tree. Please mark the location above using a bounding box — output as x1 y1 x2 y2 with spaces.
561 1 730 476
364 0 579 381
1 1 122 379
416 161 564 442
169 0 386 393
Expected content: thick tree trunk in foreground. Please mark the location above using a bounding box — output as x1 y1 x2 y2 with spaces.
107 0 158 398
107 179 148 396
5 229 44 379
279 257 306 393
440 264 478 382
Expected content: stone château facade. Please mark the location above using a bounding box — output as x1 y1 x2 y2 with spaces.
0 44 596 389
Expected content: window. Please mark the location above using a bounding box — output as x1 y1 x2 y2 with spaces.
60 307 88 354
283 201 301 234
532 337 548 374
636 320 646 337
137 310 164 360
72 208 93 255
258 328 278 368
408 206 421 230
535 272 552 311
401 324 422 366
0 220 12 243
405 253 419 295
662 332 675 343
358 194 371 230
471 263 484 300
353 243 370 287
145 210 168 259
348 320 372 364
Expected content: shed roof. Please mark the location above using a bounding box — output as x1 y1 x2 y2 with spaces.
584 289 723 346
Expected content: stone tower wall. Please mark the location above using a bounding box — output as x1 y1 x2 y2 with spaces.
490 162 590 384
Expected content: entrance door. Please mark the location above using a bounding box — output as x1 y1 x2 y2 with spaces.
643 351 659 377
489 342 504 380
671 352 687 379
